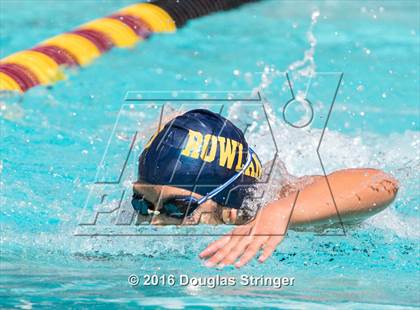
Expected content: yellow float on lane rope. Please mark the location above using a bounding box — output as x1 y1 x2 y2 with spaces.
119 3 176 33
2 50 64 85
0 72 22 92
42 33 101 66
80 17 140 48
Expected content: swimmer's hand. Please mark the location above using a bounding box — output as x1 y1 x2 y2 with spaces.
200 168 399 268
199 201 292 268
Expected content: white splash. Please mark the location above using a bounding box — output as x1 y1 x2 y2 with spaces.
287 9 320 77
227 8 419 238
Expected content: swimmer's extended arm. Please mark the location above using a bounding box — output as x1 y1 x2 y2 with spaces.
199 168 398 268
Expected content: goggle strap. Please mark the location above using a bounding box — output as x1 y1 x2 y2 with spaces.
197 147 254 205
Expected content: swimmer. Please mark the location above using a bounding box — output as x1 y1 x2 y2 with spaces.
132 109 398 267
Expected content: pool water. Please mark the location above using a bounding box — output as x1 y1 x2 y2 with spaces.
1 0 419 308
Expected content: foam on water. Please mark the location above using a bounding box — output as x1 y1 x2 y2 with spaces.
1 109 418 258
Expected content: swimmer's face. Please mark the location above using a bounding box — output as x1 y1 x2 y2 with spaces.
133 182 238 225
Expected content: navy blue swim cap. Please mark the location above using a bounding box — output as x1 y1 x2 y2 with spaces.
137 109 262 209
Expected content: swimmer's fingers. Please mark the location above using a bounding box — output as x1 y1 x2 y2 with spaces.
199 225 251 259
217 234 255 267
258 235 284 263
219 235 266 267
234 236 268 268
200 226 251 266
203 234 246 267
199 235 231 259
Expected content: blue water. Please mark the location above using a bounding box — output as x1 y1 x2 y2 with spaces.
1 0 419 308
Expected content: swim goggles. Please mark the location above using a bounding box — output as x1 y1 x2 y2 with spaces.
131 147 255 219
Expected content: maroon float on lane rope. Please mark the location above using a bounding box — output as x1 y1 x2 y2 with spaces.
32 45 79 66
109 14 152 39
71 29 114 53
0 63 40 91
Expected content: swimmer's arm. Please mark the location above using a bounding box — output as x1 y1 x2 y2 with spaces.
200 168 398 268
284 168 399 226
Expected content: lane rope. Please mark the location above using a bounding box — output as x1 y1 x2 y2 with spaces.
0 0 257 93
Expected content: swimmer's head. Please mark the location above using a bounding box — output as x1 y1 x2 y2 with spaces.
132 109 262 224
